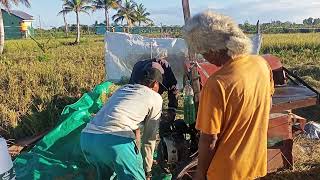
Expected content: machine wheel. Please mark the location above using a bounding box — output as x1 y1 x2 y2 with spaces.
172 157 198 180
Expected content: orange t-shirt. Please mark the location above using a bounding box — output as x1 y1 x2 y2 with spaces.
196 55 274 180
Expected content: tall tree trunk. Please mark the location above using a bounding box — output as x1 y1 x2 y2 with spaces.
105 7 109 32
125 16 132 27
63 11 69 37
124 17 131 33
0 10 5 54
76 11 80 44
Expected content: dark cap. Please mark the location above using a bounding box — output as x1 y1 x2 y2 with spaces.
139 62 167 90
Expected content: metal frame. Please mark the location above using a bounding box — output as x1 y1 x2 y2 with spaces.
271 67 320 113
283 67 320 102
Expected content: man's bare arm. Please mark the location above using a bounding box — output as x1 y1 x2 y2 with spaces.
196 132 218 179
134 128 141 151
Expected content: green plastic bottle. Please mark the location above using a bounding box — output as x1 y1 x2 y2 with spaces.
183 80 196 125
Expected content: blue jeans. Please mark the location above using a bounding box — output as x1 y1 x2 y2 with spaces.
80 132 145 180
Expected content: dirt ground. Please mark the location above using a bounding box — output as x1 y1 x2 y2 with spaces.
262 136 320 180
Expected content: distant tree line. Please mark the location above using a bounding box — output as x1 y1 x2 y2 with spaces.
240 18 320 34
302 17 320 26
52 24 96 33
44 16 320 38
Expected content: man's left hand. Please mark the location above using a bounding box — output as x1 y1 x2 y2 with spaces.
145 171 152 180
167 109 176 122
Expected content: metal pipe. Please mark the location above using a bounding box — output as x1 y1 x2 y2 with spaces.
283 67 320 103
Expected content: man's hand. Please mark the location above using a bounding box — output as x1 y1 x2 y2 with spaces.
196 132 218 179
160 109 176 122
145 171 152 180
167 109 176 122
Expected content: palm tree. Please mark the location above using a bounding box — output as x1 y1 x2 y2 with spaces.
92 0 121 31
59 1 69 37
0 0 30 54
112 0 136 27
135 3 152 26
58 0 92 44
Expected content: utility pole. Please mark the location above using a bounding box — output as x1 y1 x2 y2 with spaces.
182 0 201 109
38 15 42 37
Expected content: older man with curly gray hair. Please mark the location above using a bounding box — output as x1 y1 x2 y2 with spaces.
183 11 274 180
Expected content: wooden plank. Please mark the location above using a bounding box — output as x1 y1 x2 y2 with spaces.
271 97 317 113
8 130 48 156
267 114 294 172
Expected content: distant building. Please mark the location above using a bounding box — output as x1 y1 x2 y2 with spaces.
1 9 34 39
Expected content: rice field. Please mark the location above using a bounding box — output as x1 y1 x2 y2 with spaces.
0 36 106 138
262 33 320 70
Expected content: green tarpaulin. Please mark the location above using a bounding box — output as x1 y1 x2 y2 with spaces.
14 82 113 180
13 81 171 180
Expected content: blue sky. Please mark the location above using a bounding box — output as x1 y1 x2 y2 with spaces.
16 0 320 28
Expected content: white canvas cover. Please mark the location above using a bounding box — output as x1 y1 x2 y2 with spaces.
104 32 188 88
251 33 262 55
104 32 262 88
0 138 14 179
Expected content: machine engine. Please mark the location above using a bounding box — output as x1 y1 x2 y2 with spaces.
157 117 198 173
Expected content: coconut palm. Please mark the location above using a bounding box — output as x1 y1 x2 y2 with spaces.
135 3 152 26
59 1 69 37
112 0 136 27
92 0 121 31
0 0 30 54
58 0 92 44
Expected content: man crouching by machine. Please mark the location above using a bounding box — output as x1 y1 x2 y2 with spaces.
80 62 164 180
130 58 179 121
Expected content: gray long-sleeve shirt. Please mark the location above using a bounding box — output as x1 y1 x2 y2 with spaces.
82 84 163 172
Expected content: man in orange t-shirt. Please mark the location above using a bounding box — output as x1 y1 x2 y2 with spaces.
182 11 274 180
